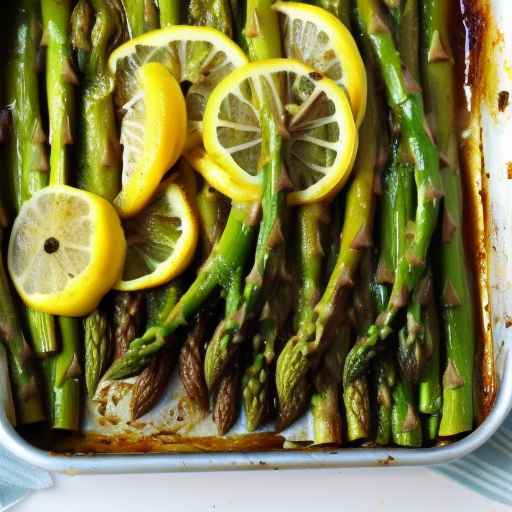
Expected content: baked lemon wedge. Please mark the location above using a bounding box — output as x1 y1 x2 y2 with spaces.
273 1 367 126
115 178 198 291
202 58 358 205
8 185 126 317
114 62 186 218
109 25 249 150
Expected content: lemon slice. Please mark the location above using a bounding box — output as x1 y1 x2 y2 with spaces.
273 1 367 126
109 26 249 150
115 62 186 218
115 179 198 291
202 58 358 205
184 147 261 202
8 185 126 317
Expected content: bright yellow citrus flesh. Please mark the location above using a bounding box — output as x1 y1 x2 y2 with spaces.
114 62 187 218
115 178 199 291
8 185 126 317
273 1 367 126
184 147 261 202
108 25 249 149
202 58 358 205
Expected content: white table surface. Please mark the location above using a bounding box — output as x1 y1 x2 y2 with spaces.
13 467 511 512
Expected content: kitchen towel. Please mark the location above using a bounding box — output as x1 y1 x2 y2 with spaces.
435 412 512 506
0 445 52 512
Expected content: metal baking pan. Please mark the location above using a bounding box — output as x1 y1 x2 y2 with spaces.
1 0 512 473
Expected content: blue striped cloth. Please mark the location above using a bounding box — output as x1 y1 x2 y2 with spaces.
0 445 51 511
435 413 512 506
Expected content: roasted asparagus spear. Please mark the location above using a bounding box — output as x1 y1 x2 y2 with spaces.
420 0 475 437
42 0 82 430
0 203 45 424
344 0 443 386
7 0 57 357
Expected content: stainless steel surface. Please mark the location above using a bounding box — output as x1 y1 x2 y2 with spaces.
1 0 512 473
0 349 511 474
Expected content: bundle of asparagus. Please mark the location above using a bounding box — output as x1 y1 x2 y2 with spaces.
0 0 478 449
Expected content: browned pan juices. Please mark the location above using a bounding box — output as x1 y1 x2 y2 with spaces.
50 432 285 454
456 0 497 423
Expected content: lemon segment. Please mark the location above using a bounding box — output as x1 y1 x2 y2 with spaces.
115 179 199 291
108 26 249 148
8 185 126 317
273 1 367 127
202 58 358 205
184 148 261 202
114 62 186 218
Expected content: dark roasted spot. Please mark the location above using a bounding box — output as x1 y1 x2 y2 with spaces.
308 71 323 81
498 90 509 112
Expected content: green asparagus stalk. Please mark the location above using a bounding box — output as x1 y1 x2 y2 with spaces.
343 251 374 442
8 1 49 205
229 0 246 45
130 347 172 419
388 0 429 386
385 126 423 448
310 0 350 26
187 0 234 37
344 0 443 386
204 105 286 392
243 0 282 60
420 0 475 437
418 292 441 416
0 214 45 424
299 0 351 442
179 309 211 411
42 0 77 186
123 0 159 38
72 0 124 398
159 0 181 27
84 307 111 398
50 317 81 430
276 203 324 430
373 352 395 445
212 266 243 433
113 291 145 359
74 0 122 201
242 280 292 431
7 0 57 357
276 45 379 428
178 174 226 410
312 325 349 445
391 378 422 447
42 0 82 430
373 168 396 446
213 363 240 435
196 183 229 258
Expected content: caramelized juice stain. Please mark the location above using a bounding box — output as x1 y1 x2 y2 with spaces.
457 0 496 423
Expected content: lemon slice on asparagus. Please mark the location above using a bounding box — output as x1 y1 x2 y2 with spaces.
115 178 198 291
184 147 261 202
109 25 249 150
8 185 126 317
273 1 367 126
202 58 358 205
115 62 186 218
